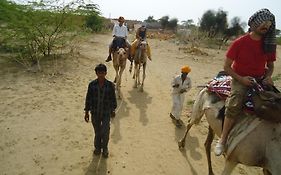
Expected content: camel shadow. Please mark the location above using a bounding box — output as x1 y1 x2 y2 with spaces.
174 123 202 173
85 154 108 175
180 148 199 175
127 89 152 126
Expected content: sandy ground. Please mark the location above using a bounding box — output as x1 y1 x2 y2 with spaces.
1 33 281 175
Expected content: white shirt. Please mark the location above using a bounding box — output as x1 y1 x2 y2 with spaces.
171 75 192 94
112 24 128 38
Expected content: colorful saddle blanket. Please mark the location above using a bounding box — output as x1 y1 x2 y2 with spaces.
206 73 265 112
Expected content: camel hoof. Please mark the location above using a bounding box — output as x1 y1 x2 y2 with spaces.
178 140 185 149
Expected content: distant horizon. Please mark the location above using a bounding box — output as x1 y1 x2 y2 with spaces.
12 0 281 30
93 0 281 30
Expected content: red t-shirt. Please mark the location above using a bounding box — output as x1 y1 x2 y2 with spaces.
226 34 276 77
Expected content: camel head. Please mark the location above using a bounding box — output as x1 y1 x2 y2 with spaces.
117 47 127 57
139 41 147 51
115 47 128 64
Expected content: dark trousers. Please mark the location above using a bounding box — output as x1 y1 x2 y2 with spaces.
91 115 110 151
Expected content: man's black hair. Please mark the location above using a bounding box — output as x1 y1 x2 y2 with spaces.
95 64 107 73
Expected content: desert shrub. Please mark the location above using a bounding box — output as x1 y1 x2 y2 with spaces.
0 0 103 71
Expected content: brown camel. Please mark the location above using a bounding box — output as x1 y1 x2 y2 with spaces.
112 47 128 99
132 40 148 92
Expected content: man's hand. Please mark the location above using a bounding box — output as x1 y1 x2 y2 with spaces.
173 84 179 88
111 111 116 118
240 76 255 87
84 112 89 123
180 89 186 93
262 76 274 85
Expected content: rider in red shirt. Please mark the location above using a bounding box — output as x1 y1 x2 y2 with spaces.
215 9 277 156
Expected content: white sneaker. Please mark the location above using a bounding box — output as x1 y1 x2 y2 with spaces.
214 141 225 156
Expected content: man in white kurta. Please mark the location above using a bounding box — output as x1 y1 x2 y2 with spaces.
170 66 192 126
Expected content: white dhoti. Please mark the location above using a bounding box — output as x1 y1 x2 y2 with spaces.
171 93 185 120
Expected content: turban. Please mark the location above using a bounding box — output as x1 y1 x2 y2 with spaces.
181 65 191 73
248 8 276 53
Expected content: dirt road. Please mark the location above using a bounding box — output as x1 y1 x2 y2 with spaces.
1 33 280 175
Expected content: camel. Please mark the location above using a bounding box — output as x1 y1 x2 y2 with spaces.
112 46 128 99
178 87 281 175
132 40 148 92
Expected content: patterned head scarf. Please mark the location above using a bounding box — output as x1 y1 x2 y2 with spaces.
248 8 276 53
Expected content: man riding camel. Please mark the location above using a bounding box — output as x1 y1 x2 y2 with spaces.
130 22 152 61
105 16 131 62
215 9 277 156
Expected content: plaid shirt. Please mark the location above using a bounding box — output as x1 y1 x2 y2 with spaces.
84 79 117 118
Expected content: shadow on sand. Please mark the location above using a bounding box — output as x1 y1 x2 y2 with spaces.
85 154 108 175
174 122 203 175
127 88 152 126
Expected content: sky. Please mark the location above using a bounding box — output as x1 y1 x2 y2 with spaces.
91 0 281 29
13 0 281 29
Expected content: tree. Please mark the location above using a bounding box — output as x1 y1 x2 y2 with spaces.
214 9 228 35
167 18 178 30
200 10 216 32
159 15 169 29
200 9 228 37
144 16 157 23
221 17 245 45
181 19 194 28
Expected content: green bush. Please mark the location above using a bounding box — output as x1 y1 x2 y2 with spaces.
277 37 281 45
0 0 103 71
85 13 104 32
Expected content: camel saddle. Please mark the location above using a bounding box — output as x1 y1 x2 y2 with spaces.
252 88 281 123
207 71 281 123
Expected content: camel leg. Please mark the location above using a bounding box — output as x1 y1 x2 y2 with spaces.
205 126 215 175
137 64 141 85
118 67 125 87
116 68 124 99
178 121 195 149
133 64 138 88
221 160 237 175
114 67 118 83
129 62 133 74
140 63 146 92
133 64 136 79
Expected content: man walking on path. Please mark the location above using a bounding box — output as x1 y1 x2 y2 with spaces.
170 65 192 127
84 64 117 158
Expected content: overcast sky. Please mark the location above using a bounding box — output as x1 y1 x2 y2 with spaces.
91 0 281 29
13 0 281 29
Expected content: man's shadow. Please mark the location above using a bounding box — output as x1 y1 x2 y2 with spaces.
127 88 152 126
85 155 108 175
111 99 130 144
